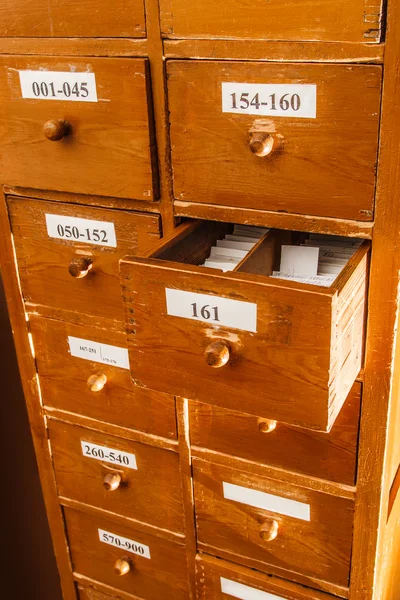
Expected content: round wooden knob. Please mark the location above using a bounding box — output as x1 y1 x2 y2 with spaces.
68 257 93 279
249 132 279 158
204 340 231 368
259 519 279 542
114 557 131 576
43 119 69 141
258 418 277 433
87 373 107 392
103 472 122 492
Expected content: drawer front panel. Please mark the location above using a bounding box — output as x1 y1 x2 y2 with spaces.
30 316 177 439
9 198 161 322
65 508 190 599
0 56 157 200
193 459 354 587
49 421 184 532
189 382 361 485
77 582 138 600
167 61 381 221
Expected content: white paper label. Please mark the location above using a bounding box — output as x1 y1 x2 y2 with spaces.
45 214 117 247
220 578 284 600
223 482 311 521
222 83 317 118
68 336 130 370
165 288 257 333
81 441 137 470
98 529 150 559
19 70 97 102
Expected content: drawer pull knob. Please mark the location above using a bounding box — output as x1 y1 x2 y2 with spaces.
249 132 279 158
43 119 69 141
103 472 122 492
258 418 277 433
68 257 93 279
114 557 131 576
259 519 279 542
87 373 107 392
204 340 231 368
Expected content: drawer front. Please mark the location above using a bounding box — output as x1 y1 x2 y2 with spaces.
49 420 184 532
193 459 354 587
9 198 161 322
189 382 361 486
167 61 381 221
0 56 157 200
0 0 146 38
64 508 190 599
30 316 177 439
77 582 137 600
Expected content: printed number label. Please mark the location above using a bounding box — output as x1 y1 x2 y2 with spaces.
165 288 257 333
19 71 97 102
220 577 284 600
68 336 130 370
222 83 317 118
45 214 117 247
81 442 137 470
98 529 151 559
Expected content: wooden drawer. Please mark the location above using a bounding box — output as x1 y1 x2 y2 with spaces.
77 581 138 600
193 459 354 588
189 382 361 486
195 554 336 600
160 0 383 43
120 221 369 432
9 197 161 323
0 56 157 200
0 0 146 38
167 61 381 221
30 316 177 439
64 508 190 599
49 420 184 533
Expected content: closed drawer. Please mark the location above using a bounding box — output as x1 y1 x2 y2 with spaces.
193 459 354 588
30 315 177 439
9 197 161 322
0 0 146 38
195 554 336 600
0 56 157 200
189 382 361 486
49 420 184 533
77 581 138 600
64 508 190 599
120 221 369 431
167 61 381 221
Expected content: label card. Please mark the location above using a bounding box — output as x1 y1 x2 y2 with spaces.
68 336 130 370
81 441 137 470
280 245 319 277
222 83 317 118
220 578 284 600
19 70 97 102
98 529 151 559
45 214 117 247
165 288 257 333
223 482 311 521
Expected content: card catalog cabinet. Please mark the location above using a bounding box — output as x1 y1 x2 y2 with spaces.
0 2 399 600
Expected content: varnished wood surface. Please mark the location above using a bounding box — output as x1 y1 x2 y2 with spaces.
0 38 149 58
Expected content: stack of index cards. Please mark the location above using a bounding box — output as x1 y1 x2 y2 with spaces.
200 224 269 272
272 234 363 287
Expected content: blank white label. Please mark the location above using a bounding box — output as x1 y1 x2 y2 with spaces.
98 529 150 559
222 83 317 118
81 441 137 470
223 482 310 521
220 578 284 600
45 214 117 247
19 70 97 102
68 336 130 370
165 288 257 333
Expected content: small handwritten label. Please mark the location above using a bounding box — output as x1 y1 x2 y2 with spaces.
45 214 117 247
19 70 97 102
81 442 137 470
98 529 150 558
68 336 130 370
220 578 284 600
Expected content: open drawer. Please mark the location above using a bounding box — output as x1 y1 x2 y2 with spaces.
120 220 369 431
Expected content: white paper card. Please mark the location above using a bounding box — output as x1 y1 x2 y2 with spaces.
280 245 319 276
98 529 150 559
45 214 117 247
220 578 284 600
271 272 336 287
68 336 130 370
165 288 257 332
81 441 137 470
223 482 311 521
19 70 97 102
222 83 317 118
